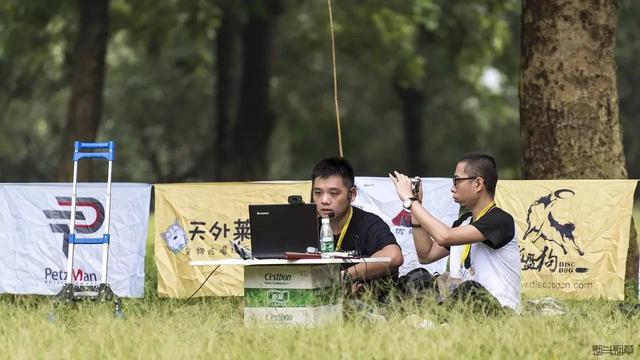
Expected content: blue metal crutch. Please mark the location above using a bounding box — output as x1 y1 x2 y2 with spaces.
50 141 123 319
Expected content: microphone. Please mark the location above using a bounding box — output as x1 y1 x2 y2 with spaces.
230 239 253 260
328 212 335 218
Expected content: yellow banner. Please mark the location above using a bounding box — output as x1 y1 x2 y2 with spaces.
155 181 311 298
496 180 637 300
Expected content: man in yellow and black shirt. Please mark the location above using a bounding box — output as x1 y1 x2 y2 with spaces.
391 152 521 313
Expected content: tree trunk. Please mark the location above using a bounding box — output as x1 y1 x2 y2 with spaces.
226 1 283 181
56 0 109 182
627 219 638 299
521 0 625 178
213 2 242 181
393 81 425 175
520 0 637 298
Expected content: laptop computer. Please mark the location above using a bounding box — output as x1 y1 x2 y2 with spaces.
248 204 319 259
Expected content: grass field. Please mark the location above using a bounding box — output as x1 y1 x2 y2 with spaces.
1 216 639 359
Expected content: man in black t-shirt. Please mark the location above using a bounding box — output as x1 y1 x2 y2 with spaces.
311 158 403 285
391 152 521 312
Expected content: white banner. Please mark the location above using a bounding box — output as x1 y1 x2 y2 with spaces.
0 183 151 297
353 177 460 276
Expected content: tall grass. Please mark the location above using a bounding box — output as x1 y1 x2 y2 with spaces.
0 293 637 359
1 216 638 359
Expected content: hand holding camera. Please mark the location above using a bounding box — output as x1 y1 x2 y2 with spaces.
389 171 423 203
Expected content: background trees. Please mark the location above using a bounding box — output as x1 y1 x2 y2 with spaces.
0 0 526 182
2 0 639 184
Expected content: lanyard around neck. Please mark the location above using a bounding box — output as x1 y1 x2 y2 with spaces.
473 200 496 222
459 200 496 266
335 206 353 251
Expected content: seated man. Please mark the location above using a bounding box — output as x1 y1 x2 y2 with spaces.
390 152 521 312
311 158 403 294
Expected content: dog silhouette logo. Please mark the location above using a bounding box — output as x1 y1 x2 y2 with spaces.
523 189 584 256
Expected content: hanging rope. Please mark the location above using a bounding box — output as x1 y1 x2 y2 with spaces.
327 0 343 157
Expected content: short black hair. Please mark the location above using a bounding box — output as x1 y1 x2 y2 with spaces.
311 157 355 189
458 152 498 196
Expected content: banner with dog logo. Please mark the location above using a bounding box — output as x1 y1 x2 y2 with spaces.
353 177 460 276
154 182 311 298
495 180 637 300
0 183 151 297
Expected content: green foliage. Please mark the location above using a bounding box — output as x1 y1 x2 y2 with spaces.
268 0 521 179
0 0 636 182
0 1 74 180
100 0 219 182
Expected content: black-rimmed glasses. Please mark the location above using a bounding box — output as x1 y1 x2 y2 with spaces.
452 177 477 186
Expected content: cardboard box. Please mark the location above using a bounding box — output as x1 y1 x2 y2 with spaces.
244 304 343 326
244 264 340 289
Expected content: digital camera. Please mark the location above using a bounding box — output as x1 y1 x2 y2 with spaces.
410 177 421 196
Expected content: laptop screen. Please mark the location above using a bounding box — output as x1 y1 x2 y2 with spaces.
248 204 319 259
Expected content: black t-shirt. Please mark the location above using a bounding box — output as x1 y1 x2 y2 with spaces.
450 207 514 249
331 206 399 256
324 206 400 287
